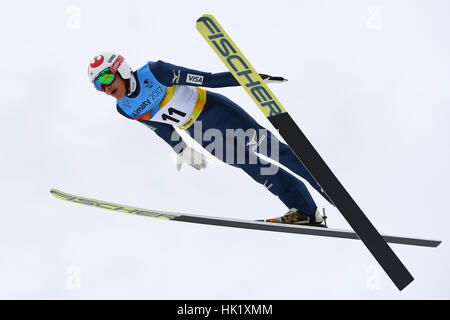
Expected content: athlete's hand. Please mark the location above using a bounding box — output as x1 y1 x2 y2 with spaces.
259 73 288 83
176 147 208 171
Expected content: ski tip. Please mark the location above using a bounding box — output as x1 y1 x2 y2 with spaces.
196 14 214 24
50 188 71 201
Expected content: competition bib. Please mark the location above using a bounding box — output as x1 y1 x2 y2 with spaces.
117 63 206 130
117 63 167 119
151 85 207 130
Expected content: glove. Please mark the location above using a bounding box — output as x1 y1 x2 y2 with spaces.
176 147 208 171
259 73 288 83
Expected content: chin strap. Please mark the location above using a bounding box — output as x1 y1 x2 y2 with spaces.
126 73 137 96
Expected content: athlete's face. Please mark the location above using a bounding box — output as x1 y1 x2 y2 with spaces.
103 73 126 100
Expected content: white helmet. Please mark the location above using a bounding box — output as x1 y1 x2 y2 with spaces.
87 51 132 83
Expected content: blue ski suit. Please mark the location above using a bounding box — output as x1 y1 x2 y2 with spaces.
116 60 331 215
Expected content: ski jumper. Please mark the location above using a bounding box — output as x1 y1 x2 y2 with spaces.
116 61 331 215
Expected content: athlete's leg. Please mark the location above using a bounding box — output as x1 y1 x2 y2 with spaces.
197 91 333 205
265 137 334 205
188 91 318 215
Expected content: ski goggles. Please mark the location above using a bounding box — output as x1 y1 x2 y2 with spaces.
93 68 116 92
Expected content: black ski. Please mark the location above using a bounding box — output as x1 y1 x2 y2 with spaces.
50 189 441 248
196 14 418 290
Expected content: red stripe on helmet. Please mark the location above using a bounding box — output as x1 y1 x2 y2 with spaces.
109 55 124 74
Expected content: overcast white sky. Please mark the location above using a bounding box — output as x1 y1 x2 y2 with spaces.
0 0 449 299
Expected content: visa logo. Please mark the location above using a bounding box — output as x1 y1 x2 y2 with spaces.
186 73 204 85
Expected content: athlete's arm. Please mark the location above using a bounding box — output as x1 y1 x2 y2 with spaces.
149 60 287 88
149 60 238 88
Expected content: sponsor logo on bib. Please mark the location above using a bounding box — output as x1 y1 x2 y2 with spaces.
132 98 152 117
144 78 153 89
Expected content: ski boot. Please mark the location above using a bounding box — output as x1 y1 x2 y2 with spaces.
263 208 328 228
